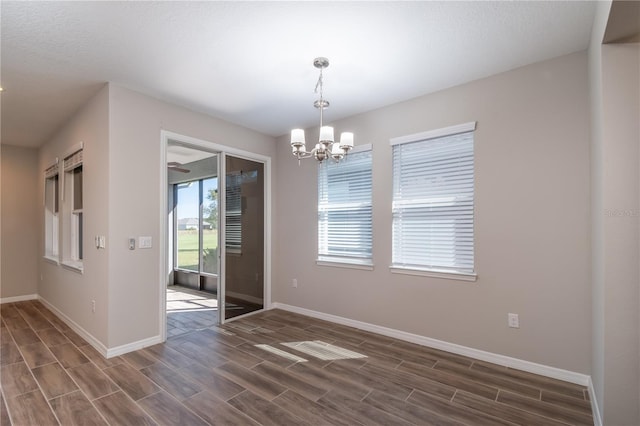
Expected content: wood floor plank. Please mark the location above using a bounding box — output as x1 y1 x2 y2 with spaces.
67 362 120 400
49 342 90 369
398 360 499 400
62 330 88 347
234 342 300 367
121 349 158 370
19 341 57 369
9 327 40 347
2 315 30 332
143 344 195 369
252 360 328 401
173 341 228 368
103 362 160 401
323 359 414 400
36 328 71 348
317 390 412 426
287 361 371 400
31 362 78 399
215 361 287 401
434 360 541 399
77 344 124 370
93 391 157 426
497 390 594 425
178 362 245 401
359 340 439 367
453 390 569 426
540 389 593 415
1 341 24 366
140 362 203 401
360 362 457 401
272 389 358 426
138 390 208 426
183 390 260 426
227 390 304 426
49 390 107 426
1 362 39 399
407 389 515 426
364 389 465 426
0 392 11 426
392 340 476 367
471 361 587 400
4 390 59 426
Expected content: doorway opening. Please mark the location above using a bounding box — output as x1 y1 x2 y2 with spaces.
161 132 271 341
167 142 220 337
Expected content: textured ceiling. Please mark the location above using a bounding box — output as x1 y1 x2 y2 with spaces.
1 1 597 148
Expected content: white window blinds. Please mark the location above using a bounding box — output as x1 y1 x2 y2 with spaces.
391 124 475 274
318 148 372 264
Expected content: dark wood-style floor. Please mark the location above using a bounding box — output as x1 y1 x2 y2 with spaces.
1 300 593 425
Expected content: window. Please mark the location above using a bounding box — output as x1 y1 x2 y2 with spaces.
174 177 219 274
391 122 476 279
318 147 373 266
62 148 83 271
44 162 59 260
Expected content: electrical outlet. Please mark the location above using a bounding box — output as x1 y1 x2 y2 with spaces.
91 300 96 313
292 278 298 288
508 313 519 328
128 238 135 250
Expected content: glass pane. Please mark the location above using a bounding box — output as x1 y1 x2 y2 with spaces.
202 177 218 275
224 156 264 321
73 167 83 210
176 181 199 271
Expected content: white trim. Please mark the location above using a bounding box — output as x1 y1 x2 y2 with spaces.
588 377 603 426
106 335 163 358
0 294 38 304
38 296 109 357
390 266 477 282
272 302 591 386
316 259 374 271
390 121 477 146
43 256 60 266
61 261 83 274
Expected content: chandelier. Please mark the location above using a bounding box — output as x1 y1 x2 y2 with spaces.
290 57 354 163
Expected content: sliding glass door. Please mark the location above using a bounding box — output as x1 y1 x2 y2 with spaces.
221 155 265 321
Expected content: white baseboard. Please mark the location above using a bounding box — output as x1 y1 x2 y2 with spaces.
1 294 38 304
272 302 591 387
106 335 163 358
588 377 603 426
38 296 110 357
38 296 162 359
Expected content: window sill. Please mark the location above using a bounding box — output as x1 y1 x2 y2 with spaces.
316 259 374 271
43 256 59 265
61 261 84 274
390 266 477 282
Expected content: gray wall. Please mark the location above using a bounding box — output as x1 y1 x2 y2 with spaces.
1 145 40 300
274 51 592 374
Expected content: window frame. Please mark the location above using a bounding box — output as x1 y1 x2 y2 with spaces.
389 122 477 282
44 160 60 263
61 145 84 273
317 144 374 270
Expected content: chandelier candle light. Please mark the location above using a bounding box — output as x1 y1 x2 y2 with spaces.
290 57 354 164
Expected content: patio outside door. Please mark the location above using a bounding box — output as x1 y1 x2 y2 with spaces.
220 154 265 321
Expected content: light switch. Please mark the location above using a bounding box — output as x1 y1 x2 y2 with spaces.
95 236 106 249
139 236 152 249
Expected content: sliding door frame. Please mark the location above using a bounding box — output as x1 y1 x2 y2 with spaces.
159 130 272 340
